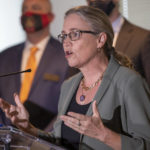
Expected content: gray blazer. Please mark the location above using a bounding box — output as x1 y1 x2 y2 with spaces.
40 56 150 150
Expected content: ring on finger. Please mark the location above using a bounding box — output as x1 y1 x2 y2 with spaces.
78 120 81 126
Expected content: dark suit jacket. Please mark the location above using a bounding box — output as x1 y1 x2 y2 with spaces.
48 56 150 150
115 19 150 87
0 37 78 129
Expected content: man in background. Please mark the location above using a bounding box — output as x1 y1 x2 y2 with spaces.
87 0 150 86
0 0 78 130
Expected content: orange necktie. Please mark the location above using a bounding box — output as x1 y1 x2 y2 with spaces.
20 46 38 103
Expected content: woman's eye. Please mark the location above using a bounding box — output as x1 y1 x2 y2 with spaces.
71 32 78 38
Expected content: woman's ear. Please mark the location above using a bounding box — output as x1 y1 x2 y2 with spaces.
97 32 107 48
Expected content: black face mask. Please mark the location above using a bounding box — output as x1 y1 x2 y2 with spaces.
89 0 115 16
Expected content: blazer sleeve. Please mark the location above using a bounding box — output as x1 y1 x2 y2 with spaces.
121 74 150 150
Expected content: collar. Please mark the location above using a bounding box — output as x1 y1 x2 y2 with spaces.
25 35 50 50
112 15 124 34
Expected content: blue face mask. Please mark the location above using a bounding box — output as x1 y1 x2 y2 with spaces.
88 0 115 16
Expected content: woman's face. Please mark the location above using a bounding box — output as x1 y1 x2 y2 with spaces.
62 14 99 68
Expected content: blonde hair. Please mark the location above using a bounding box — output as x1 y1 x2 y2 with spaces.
65 6 134 69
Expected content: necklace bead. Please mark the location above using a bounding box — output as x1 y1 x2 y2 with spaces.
81 75 103 91
79 74 103 103
80 95 85 101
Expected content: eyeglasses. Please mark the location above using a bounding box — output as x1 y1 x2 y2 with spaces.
57 30 98 43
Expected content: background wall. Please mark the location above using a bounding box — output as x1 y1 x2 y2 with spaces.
51 0 86 40
0 0 24 51
120 0 150 30
0 0 150 51
0 0 86 51
127 0 150 30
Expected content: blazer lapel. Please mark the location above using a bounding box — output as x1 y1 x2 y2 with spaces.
86 56 120 116
115 19 134 54
59 73 83 116
55 73 82 137
16 43 25 91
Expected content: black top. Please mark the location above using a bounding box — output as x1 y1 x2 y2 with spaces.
61 92 91 150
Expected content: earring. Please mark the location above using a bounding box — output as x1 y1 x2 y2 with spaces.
97 48 101 52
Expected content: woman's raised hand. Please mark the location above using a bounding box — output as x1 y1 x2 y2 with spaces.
60 101 107 141
0 93 29 130
60 101 121 150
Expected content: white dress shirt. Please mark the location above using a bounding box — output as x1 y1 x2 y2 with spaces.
112 15 124 47
21 36 50 81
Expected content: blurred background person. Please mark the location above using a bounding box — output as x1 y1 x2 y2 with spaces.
0 0 78 130
87 0 150 87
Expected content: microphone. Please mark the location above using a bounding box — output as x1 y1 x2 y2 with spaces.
0 69 31 77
